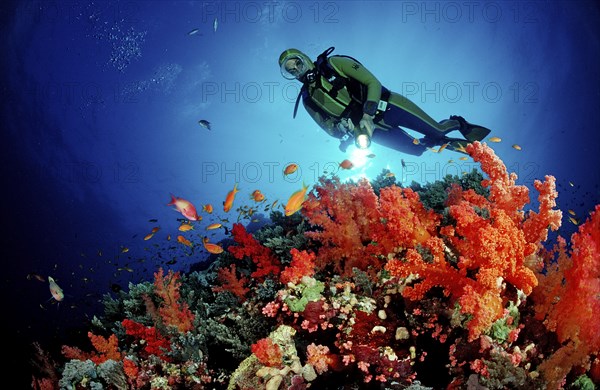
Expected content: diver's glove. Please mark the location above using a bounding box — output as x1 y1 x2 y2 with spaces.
338 118 355 132
359 113 375 138
355 113 374 149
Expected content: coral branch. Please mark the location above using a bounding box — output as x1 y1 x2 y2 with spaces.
153 268 195 333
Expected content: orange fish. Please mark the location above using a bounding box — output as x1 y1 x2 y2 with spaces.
285 183 309 216
339 159 353 170
151 227 160 233
177 235 193 247
203 238 223 254
512 144 522 151
143 233 154 241
178 223 194 232
251 190 265 202
206 223 222 230
488 137 502 143
437 143 449 153
168 194 200 221
223 183 239 212
284 163 298 175
203 204 213 214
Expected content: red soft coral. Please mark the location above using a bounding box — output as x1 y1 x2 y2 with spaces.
535 205 600 388
228 223 281 280
122 319 171 360
251 337 283 367
153 268 195 333
212 263 250 301
280 248 316 285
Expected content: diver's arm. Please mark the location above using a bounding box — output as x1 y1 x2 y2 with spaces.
329 56 382 116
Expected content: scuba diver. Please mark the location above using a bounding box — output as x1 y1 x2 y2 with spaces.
279 47 492 155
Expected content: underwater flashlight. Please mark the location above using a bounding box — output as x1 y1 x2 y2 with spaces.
355 134 371 149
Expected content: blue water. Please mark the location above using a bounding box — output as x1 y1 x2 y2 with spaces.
1 0 599 386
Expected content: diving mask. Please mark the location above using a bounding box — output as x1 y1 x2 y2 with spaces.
281 56 309 80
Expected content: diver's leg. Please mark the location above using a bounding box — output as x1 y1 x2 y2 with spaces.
371 127 427 156
383 93 461 137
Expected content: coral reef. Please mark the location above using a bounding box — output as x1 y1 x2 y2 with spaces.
31 142 600 389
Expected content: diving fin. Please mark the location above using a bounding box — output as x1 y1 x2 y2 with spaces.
450 115 491 142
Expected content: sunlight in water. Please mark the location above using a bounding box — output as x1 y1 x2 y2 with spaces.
349 147 370 168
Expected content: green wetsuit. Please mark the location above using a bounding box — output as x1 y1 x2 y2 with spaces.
301 56 462 155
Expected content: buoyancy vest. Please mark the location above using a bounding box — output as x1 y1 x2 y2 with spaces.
293 47 370 124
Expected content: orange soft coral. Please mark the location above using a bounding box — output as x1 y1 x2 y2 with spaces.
61 332 121 364
302 177 386 276
212 263 250 301
466 141 530 224
535 205 600 387
371 185 440 254
87 332 122 364
153 268 195 333
306 343 332 375
387 142 561 341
